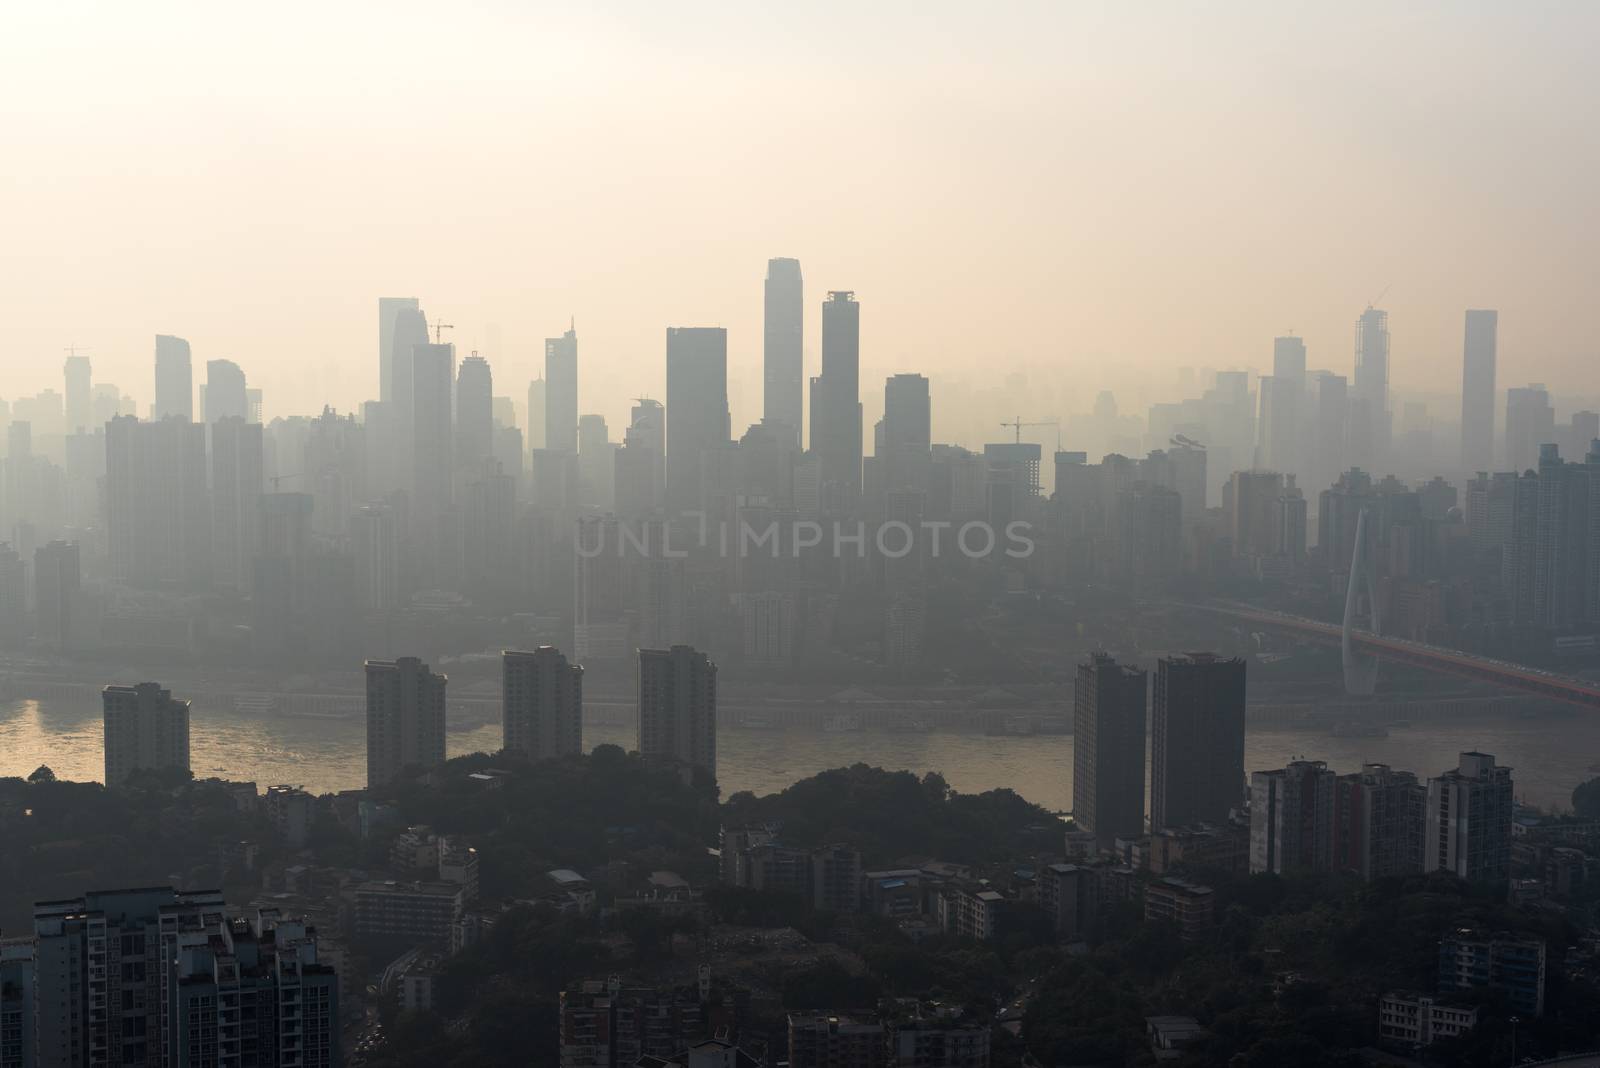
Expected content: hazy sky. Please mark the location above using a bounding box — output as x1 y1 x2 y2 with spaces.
3 1 1596 439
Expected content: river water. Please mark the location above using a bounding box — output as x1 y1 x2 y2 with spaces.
2 697 1596 812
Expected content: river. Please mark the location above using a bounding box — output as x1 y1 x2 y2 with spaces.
2 696 1596 812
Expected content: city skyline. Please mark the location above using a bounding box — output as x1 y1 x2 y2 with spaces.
3 5 1598 431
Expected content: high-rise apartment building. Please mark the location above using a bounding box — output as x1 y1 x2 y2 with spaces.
545 327 579 454
203 358 248 424
1249 760 1336 875
809 291 862 506
664 328 730 512
32 888 337 1068
637 645 717 782
352 501 401 611
1332 763 1425 881
877 373 931 504
365 657 448 788
153 334 193 420
1460 310 1498 474
1531 443 1600 626
764 257 804 445
410 341 455 566
102 682 190 786
1072 653 1147 849
1352 306 1391 465
502 646 584 762
211 416 264 590
33 539 80 650
526 377 547 454
1505 385 1555 474
104 414 211 587
1150 654 1246 831
1424 751 1513 886
615 399 666 517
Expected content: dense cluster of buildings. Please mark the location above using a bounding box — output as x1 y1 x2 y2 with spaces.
0 887 338 1068
1247 751 1515 886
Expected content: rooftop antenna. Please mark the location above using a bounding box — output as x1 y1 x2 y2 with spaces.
431 321 455 345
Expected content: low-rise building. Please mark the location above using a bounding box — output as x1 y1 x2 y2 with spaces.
937 885 1004 941
1146 1016 1203 1061
1143 878 1214 940
1038 864 1096 940
788 1013 886 1068
1438 929 1545 1016
351 880 465 947
862 870 925 918
888 1016 990 1067
1378 992 1478 1049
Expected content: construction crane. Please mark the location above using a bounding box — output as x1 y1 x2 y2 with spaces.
430 321 455 345
268 472 301 492
1000 416 1060 446
63 344 91 359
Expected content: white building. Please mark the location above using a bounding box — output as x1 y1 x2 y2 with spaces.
1377 992 1477 1049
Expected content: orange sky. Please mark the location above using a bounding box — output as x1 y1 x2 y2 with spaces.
3 2 1596 440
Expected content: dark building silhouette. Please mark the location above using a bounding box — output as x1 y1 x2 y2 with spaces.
1073 653 1148 848
503 646 584 762
1150 653 1246 831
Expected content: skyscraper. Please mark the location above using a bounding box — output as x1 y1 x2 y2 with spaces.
1460 309 1498 474
1505 384 1555 473
352 501 401 611
379 296 422 405
1351 307 1391 468
878 373 932 504
63 353 92 433
1072 653 1147 849
526 377 547 453
365 656 447 788
664 327 730 511
545 326 579 454
1425 751 1513 886
33 539 79 650
763 257 804 444
810 291 862 505
502 646 584 761
637 645 717 782
615 399 666 517
104 414 211 586
1150 653 1246 831
211 416 264 590
456 352 494 472
410 342 455 567
102 681 191 786
203 358 248 423
577 414 615 511
153 334 193 420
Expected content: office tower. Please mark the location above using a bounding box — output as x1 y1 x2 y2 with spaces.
1249 760 1336 874
456 352 494 471
379 296 421 401
1274 476 1308 560
664 327 731 511
33 889 337 1068
1258 335 1307 475
1332 763 1425 881
353 501 401 611
545 326 579 454
1353 306 1391 459
1150 653 1246 831
303 407 367 539
878 373 932 503
91 382 127 427
102 681 191 786
460 462 518 607
502 646 584 761
153 334 193 420
63 353 92 432
1072 653 1147 849
1425 751 1513 886
1114 481 1183 583
763 257 804 444
1505 384 1555 473
365 656 447 788
104 415 211 586
203 358 248 423
1310 371 1348 492
1227 470 1285 558
526 377 547 453
34 539 80 650
637 645 717 781
615 399 666 517
410 341 455 564
211 416 264 590
1460 309 1498 474
810 291 863 505
577 414 615 510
